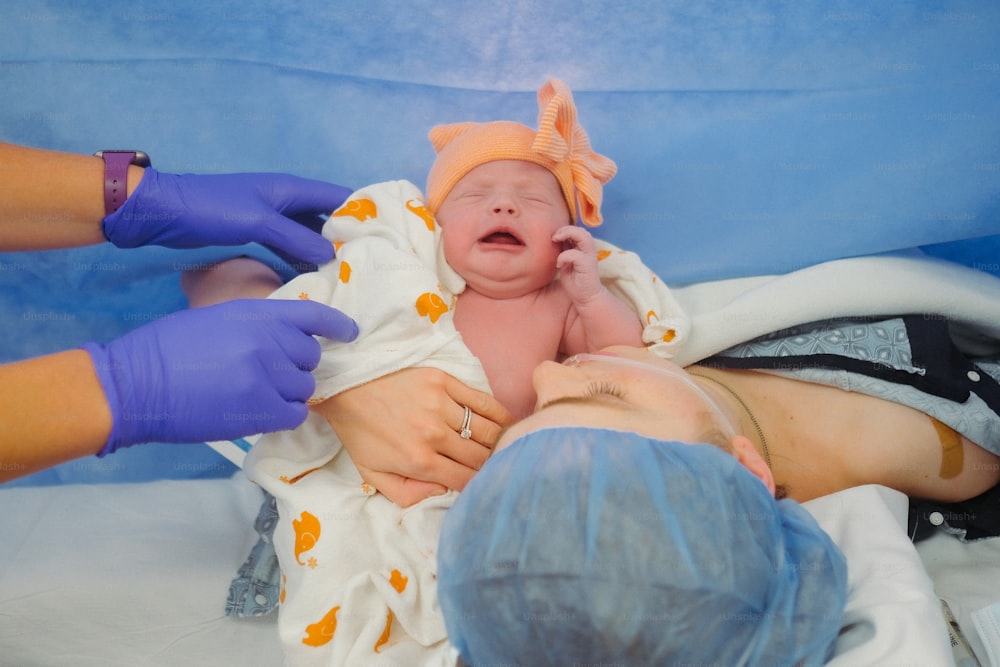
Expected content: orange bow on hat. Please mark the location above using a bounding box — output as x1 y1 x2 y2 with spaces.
425 78 617 227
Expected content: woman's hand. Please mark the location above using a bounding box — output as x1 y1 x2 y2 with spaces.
313 368 513 507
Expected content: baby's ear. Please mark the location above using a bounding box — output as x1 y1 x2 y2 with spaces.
428 122 480 154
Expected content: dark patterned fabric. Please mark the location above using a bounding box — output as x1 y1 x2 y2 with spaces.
226 492 280 617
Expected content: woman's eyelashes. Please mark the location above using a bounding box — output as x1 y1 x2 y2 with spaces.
536 379 627 411
582 380 626 401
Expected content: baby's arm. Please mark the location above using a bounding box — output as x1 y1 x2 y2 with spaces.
180 257 283 307
554 225 644 355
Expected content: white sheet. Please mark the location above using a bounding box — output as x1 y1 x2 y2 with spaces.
917 528 1000 664
806 485 954 666
1 475 997 666
0 475 281 666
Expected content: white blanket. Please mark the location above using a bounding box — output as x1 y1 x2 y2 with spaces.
668 252 1000 366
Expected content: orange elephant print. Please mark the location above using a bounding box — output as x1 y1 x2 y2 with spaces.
292 510 321 567
416 292 448 323
302 605 340 647
332 197 377 222
405 199 436 231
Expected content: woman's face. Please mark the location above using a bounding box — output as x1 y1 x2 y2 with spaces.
497 346 740 450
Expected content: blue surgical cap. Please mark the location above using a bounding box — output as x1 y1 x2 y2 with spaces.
438 427 847 666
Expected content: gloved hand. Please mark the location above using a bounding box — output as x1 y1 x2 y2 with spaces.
82 299 358 456
102 167 352 268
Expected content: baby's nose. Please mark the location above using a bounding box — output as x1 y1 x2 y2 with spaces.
492 205 516 215
489 191 519 216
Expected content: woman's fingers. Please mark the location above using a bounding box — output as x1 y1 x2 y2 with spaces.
443 373 515 450
353 464 449 508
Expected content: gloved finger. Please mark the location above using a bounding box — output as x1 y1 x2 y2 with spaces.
287 211 328 235
262 320 325 372
255 299 359 343
269 251 318 276
267 243 319 275
260 398 310 433
266 362 318 403
260 344 321 403
229 374 312 433
258 214 336 267
275 178 353 218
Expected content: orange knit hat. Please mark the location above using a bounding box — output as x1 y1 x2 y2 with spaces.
425 78 617 227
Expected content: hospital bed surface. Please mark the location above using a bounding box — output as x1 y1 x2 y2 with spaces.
2 474 999 666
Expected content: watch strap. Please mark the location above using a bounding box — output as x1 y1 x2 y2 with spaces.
100 151 138 217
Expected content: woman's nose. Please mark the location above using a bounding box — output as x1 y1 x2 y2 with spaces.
531 360 584 406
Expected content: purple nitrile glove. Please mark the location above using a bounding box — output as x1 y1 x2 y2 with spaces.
82 299 358 456
102 167 352 268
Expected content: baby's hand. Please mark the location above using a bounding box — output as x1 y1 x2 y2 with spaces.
553 225 604 305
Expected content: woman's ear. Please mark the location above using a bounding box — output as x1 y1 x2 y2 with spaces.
730 434 777 496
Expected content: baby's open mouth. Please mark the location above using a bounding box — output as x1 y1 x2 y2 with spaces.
480 231 523 246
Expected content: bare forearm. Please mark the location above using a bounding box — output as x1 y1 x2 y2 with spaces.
0 142 144 250
181 257 283 307
0 350 112 482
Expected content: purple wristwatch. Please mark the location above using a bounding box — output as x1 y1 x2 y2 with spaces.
94 150 151 216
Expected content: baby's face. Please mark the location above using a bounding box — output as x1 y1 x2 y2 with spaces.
436 160 572 298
